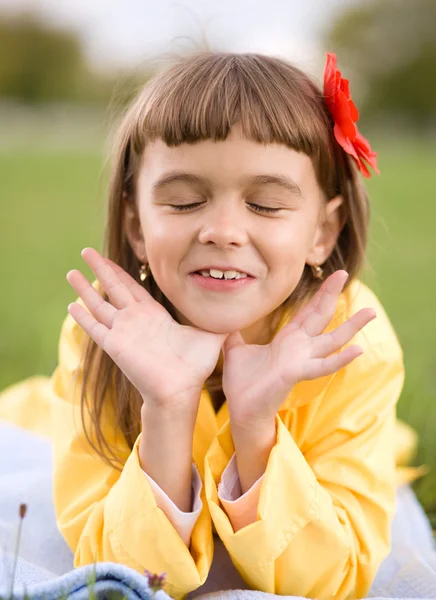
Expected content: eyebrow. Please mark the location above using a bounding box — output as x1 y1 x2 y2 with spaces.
151 171 303 198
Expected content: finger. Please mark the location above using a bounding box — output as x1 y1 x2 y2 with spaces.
304 345 364 380
311 308 376 358
302 270 349 337
104 258 173 319
285 271 347 333
104 257 150 303
81 248 134 309
67 301 110 348
285 289 323 332
222 331 245 355
66 269 117 329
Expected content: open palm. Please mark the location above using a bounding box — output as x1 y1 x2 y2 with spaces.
66 248 230 413
221 270 376 426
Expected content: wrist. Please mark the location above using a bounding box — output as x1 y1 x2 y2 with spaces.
231 417 277 494
139 403 195 512
141 403 196 440
231 415 277 447
230 407 277 435
141 395 198 428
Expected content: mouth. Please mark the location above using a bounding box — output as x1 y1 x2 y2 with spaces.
189 272 256 292
192 271 255 279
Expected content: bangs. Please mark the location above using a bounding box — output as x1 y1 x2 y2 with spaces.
132 52 333 160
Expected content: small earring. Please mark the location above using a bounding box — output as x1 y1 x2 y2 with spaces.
139 263 151 282
311 263 324 280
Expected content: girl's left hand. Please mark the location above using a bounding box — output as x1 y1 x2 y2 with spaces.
221 270 377 428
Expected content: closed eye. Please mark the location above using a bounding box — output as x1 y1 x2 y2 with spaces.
169 202 282 214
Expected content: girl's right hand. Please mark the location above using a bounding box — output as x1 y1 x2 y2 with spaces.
66 247 229 415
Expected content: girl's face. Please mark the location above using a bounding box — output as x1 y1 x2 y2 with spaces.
126 123 343 343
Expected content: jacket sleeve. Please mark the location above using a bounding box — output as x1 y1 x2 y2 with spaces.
218 454 263 531
204 341 404 600
49 296 214 600
142 463 203 547
143 457 262 544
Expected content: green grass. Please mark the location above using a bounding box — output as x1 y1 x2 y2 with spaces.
0 147 106 381
0 136 435 523
362 137 436 524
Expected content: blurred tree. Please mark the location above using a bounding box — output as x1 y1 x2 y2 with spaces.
326 0 436 129
0 11 121 105
0 11 223 109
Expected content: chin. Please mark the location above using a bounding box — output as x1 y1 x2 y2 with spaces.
184 312 252 335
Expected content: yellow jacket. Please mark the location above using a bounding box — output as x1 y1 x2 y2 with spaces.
0 278 428 600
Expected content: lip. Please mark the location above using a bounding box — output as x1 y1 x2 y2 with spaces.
191 266 255 277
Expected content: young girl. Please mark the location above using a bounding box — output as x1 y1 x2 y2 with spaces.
0 51 427 600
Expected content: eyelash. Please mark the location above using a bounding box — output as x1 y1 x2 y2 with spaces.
169 202 281 214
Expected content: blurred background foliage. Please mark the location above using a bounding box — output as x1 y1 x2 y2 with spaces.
1 0 435 121
0 11 148 106
0 0 435 526
326 0 436 130
0 13 97 103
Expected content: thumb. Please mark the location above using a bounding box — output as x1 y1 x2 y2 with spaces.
222 331 246 356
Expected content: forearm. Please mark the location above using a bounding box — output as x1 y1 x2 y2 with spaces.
139 402 196 512
231 417 277 494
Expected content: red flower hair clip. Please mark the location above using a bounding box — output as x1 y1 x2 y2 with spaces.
323 52 379 178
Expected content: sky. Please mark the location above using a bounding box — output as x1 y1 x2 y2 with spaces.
0 0 360 76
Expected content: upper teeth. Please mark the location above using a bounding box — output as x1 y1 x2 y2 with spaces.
200 269 248 280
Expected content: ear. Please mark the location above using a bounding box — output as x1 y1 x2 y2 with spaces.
306 195 344 266
123 192 147 263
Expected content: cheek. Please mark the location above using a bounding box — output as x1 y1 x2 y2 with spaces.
142 212 169 241
142 215 183 259
267 223 311 265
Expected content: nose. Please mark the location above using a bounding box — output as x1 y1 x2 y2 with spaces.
197 200 249 248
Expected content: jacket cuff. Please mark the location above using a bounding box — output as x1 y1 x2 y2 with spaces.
217 453 263 532
204 413 319 564
142 462 203 547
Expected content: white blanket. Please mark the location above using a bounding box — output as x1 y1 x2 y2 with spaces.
1 420 436 599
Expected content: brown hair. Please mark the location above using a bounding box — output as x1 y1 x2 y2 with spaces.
78 51 370 470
